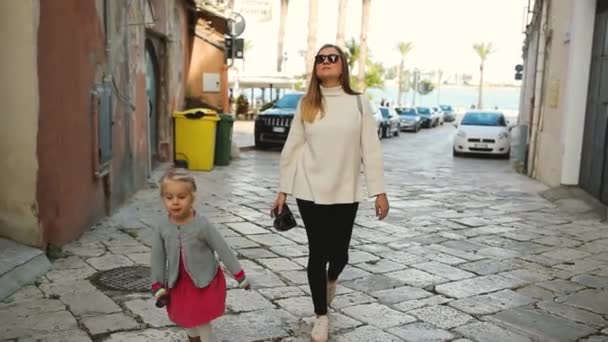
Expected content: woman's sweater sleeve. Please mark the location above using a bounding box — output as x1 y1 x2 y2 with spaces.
279 101 306 194
360 97 386 197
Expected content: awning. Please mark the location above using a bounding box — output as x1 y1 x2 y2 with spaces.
229 74 299 89
193 0 230 21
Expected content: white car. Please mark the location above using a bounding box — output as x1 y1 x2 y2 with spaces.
432 106 445 125
453 111 511 159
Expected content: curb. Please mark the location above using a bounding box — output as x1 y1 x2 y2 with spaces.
239 145 256 152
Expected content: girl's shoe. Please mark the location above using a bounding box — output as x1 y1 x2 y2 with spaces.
311 315 329 342
327 282 337 305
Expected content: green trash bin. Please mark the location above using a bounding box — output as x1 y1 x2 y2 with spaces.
214 114 234 166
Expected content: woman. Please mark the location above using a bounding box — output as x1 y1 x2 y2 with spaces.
272 44 389 342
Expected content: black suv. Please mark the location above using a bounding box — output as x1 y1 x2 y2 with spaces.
254 93 304 148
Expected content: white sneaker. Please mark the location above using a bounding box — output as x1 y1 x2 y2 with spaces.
311 315 329 342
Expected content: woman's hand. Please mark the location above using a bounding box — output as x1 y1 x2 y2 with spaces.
375 193 389 220
272 192 287 216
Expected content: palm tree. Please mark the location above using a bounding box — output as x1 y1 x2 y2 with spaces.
473 42 495 109
357 0 371 91
305 0 319 79
396 42 414 106
345 38 360 69
336 0 348 50
276 0 289 72
436 69 444 104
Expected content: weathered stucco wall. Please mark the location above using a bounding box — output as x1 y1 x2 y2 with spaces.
36 0 193 245
37 0 107 245
187 16 229 112
2 0 194 246
0 0 43 247
535 0 572 187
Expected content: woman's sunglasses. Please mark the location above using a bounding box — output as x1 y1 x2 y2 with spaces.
315 54 340 64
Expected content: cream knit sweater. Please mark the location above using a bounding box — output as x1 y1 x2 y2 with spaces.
279 86 385 204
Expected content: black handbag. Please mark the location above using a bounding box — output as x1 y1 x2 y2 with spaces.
271 203 297 232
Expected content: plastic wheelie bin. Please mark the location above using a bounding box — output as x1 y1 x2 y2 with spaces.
173 108 219 171
214 114 235 166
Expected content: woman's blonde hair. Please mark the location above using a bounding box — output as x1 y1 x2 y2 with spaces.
159 169 197 195
300 44 360 123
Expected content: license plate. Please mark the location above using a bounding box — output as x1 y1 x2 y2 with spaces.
272 127 286 133
474 143 488 148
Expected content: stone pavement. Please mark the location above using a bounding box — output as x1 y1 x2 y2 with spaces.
1 125 607 341
233 120 255 148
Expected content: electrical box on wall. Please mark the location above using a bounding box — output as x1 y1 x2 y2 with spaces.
202 73 220 92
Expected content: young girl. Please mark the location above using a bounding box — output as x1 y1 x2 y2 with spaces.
151 169 250 342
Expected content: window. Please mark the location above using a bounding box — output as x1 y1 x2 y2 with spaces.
379 107 390 118
98 82 113 167
417 107 431 114
274 94 303 109
461 112 505 126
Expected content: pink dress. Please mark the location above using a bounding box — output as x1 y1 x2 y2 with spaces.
165 249 227 328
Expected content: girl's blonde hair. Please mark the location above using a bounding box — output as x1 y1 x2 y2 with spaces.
159 169 197 195
300 43 360 123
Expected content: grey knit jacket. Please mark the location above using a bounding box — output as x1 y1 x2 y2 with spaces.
150 215 243 289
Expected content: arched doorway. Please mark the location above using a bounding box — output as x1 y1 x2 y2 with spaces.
145 40 159 170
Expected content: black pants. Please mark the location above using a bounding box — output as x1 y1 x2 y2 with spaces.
296 199 359 315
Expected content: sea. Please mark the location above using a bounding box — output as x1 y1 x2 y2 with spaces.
367 85 521 115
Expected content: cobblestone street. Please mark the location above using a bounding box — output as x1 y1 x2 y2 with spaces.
2 125 607 342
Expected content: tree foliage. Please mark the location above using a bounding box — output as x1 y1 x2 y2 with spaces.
416 80 435 95
473 42 495 108
385 66 398 80
473 42 495 63
345 37 360 69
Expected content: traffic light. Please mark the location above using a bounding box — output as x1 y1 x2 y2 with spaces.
225 37 244 62
515 64 524 81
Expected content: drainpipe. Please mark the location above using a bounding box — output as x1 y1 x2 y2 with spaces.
104 0 112 78
527 0 549 178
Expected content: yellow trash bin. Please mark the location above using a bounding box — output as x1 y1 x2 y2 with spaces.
173 108 220 171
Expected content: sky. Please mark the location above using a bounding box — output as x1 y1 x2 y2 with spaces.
235 0 529 84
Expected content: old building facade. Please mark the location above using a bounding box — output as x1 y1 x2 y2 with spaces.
517 0 608 204
0 0 230 248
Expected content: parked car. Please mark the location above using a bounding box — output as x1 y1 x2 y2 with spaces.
254 93 303 148
416 106 439 128
372 110 384 140
453 110 511 159
432 106 445 125
395 107 422 132
377 107 401 138
440 104 456 122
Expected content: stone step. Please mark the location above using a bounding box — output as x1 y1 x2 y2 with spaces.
0 238 50 301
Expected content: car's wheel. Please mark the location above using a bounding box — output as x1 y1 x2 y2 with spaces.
416 125 421 132
453 149 462 157
500 151 511 160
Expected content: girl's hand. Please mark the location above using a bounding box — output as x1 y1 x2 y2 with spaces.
375 193 389 220
238 277 251 290
154 288 170 308
272 192 287 216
